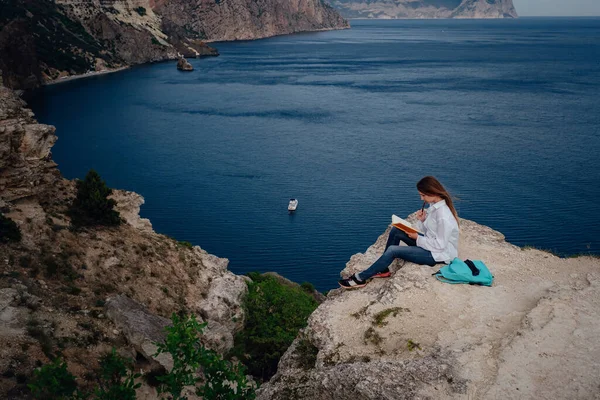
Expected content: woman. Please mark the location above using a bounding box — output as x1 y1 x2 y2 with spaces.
339 176 459 289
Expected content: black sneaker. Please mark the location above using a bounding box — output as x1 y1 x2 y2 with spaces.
338 274 367 289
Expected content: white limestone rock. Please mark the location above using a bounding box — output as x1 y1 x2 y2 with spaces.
258 218 600 399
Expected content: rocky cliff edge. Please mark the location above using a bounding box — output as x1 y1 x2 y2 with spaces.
257 217 600 399
0 84 249 397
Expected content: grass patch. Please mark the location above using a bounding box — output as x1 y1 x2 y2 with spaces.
295 335 318 370
177 240 193 249
300 281 315 293
372 307 410 327
407 339 421 351
567 252 600 259
42 255 77 281
231 272 319 381
521 245 560 256
351 305 369 319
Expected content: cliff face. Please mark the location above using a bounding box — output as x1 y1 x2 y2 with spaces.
331 0 518 19
0 85 249 397
257 217 600 399
155 0 349 41
0 0 348 89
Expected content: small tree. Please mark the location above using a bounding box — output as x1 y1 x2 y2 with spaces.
0 213 22 243
28 358 79 399
68 169 121 227
154 313 255 400
95 348 141 400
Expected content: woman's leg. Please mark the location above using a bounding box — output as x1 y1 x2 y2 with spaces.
385 227 417 250
356 245 436 281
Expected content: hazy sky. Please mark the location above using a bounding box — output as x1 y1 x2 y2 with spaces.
513 0 600 16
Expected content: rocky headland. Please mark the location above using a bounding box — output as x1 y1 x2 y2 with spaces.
0 0 349 90
256 218 600 399
331 0 518 20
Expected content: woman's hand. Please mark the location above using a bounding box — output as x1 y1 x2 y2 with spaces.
407 231 418 240
416 209 426 222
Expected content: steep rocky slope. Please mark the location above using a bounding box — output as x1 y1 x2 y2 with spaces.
257 218 600 399
331 0 518 19
0 82 248 397
0 0 348 89
155 0 349 42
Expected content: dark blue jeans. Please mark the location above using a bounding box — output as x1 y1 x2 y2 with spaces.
356 227 437 281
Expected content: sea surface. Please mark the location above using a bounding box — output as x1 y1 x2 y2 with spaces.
28 18 600 291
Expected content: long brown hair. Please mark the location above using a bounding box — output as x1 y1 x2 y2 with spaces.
417 176 459 225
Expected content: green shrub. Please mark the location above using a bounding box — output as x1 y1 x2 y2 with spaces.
43 255 77 281
28 358 78 399
0 213 21 243
133 6 146 16
300 281 315 293
232 274 319 381
68 170 121 227
95 348 141 400
154 313 255 400
178 240 193 249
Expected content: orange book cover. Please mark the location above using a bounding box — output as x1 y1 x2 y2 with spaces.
391 214 424 235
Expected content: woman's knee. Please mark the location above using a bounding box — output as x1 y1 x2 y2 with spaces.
390 227 407 239
384 245 405 259
388 227 401 238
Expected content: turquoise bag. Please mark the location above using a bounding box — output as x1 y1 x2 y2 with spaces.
433 258 493 286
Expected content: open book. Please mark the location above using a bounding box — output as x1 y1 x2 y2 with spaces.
391 214 424 235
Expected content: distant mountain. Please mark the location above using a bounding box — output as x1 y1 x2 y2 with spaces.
330 0 518 19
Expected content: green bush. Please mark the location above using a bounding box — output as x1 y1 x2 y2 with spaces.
154 313 255 400
28 358 78 399
68 170 121 227
178 240 193 249
95 348 141 400
300 281 315 293
133 6 146 16
0 213 21 243
232 274 319 381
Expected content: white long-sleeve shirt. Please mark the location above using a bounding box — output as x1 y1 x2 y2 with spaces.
415 199 459 263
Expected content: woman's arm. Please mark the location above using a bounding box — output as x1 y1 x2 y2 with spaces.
416 215 454 252
415 209 427 233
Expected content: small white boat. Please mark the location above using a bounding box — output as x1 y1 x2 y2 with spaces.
288 198 298 212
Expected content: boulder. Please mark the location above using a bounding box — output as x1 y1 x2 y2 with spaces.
105 294 172 370
177 57 193 71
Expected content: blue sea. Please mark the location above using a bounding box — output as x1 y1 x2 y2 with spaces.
28 18 600 291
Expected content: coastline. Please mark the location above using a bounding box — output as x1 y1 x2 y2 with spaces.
40 25 351 85
44 66 131 86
